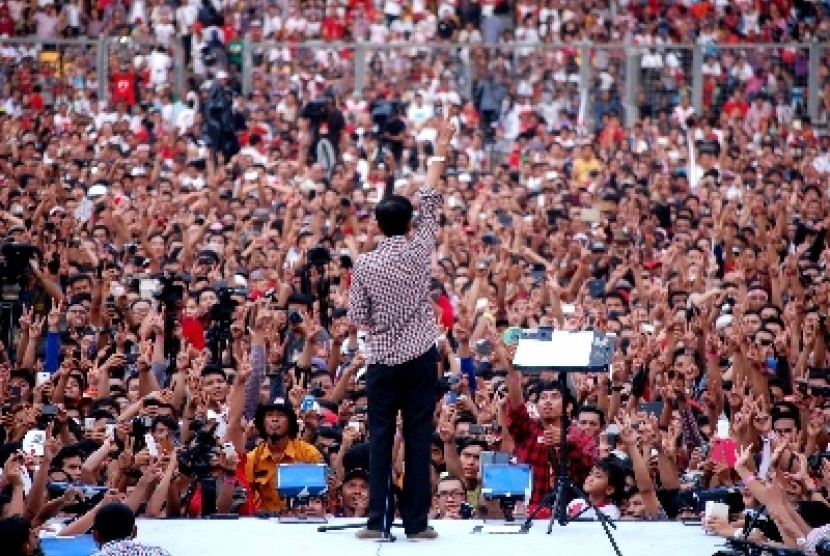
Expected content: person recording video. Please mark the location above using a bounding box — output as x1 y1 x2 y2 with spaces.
348 120 455 541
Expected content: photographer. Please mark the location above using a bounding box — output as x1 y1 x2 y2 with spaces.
494 335 598 509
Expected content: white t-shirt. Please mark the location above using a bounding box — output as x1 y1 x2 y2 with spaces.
566 499 621 521
148 50 172 85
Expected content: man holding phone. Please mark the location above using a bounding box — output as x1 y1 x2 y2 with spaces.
348 121 454 540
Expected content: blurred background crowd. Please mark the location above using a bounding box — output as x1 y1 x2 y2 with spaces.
3 0 830 555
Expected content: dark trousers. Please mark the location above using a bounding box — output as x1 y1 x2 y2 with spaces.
366 346 438 534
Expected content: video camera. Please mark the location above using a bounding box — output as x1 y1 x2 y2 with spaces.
210 283 247 323
677 487 744 516
178 419 219 478
369 100 399 135
47 482 108 514
716 537 804 556
0 242 41 300
153 272 188 309
300 98 329 126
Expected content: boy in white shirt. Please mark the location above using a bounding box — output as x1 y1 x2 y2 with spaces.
566 457 625 521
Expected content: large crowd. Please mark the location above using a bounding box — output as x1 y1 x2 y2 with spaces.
3 0 830 554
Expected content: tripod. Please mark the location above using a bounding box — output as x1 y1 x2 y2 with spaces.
520 372 623 556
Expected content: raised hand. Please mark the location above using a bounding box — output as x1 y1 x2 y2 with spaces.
236 351 253 384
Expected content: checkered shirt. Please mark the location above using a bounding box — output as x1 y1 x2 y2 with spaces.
348 186 442 365
507 401 598 505
92 540 172 556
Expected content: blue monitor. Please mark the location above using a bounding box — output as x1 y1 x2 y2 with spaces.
276 464 328 498
480 464 532 500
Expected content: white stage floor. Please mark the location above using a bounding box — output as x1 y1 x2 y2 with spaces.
132 518 724 556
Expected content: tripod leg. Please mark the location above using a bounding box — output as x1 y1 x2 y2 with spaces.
546 479 566 533
564 483 623 556
563 482 617 529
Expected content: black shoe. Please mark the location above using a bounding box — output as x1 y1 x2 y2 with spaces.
406 527 438 540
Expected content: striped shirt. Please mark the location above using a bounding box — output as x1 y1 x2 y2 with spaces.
348 186 442 365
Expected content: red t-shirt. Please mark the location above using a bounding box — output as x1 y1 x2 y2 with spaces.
722 98 748 118
322 18 345 40
29 93 44 111
111 72 137 106
181 316 206 350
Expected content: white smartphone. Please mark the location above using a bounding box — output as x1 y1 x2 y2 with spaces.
222 442 236 459
144 433 158 458
22 430 46 456
106 423 116 440
36 372 51 388
348 420 361 433
84 418 95 431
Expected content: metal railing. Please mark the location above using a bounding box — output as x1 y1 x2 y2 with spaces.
0 35 188 103
242 41 828 128
0 36 826 128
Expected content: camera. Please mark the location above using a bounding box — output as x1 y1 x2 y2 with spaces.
154 273 187 308
288 310 304 327
369 99 399 134
47 482 107 514
178 420 219 478
808 452 830 471
37 404 59 428
0 242 41 300
677 487 744 515
300 98 329 126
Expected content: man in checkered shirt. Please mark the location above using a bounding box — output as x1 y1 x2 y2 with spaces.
348 122 454 541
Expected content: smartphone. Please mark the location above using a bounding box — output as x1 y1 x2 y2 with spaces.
139 278 158 300
580 207 601 223
22 430 46 456
347 420 361 433
36 372 51 388
300 395 316 413
145 433 158 458
711 438 737 468
475 339 493 357
587 279 607 299
84 418 95 431
446 390 459 405
222 442 236 459
106 422 116 440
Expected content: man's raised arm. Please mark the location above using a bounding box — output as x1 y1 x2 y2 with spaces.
411 122 454 258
